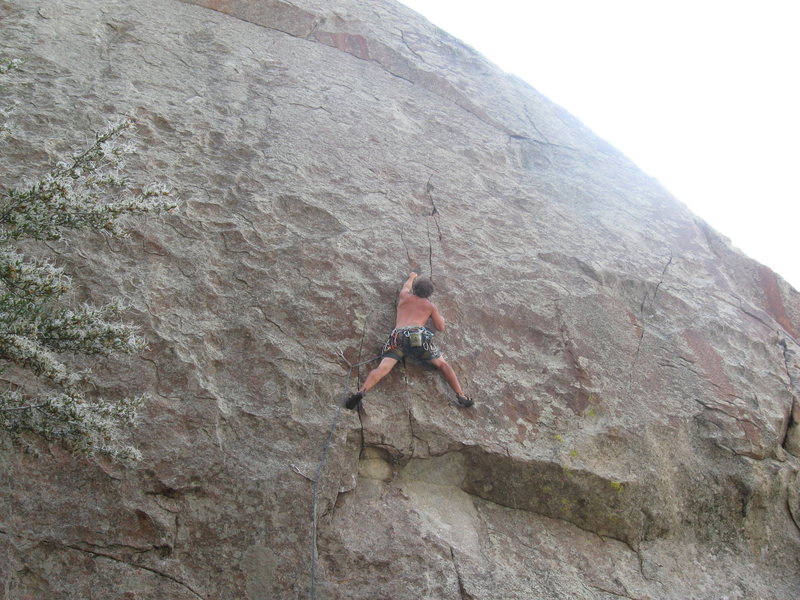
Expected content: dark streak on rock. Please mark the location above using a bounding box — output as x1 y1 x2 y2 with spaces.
449 546 471 600
630 253 673 390
400 229 413 266
63 542 206 600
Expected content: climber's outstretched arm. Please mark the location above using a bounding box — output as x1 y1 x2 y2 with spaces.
401 271 418 294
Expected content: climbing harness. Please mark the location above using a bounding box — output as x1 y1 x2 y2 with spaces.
383 326 439 360
308 351 379 600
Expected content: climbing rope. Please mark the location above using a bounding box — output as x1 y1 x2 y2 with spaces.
309 352 380 600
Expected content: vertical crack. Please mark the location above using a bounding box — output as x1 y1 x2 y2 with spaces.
425 177 443 280
426 177 443 241
633 543 651 583
449 546 471 600
310 406 344 600
354 311 372 456
426 176 439 216
629 253 673 390
786 495 800 536
400 230 413 266
638 253 673 316
355 311 371 383
778 338 799 451
781 400 797 452
426 218 434 279
629 330 646 391
315 312 375 597
406 404 417 458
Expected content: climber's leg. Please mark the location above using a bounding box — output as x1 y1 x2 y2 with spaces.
428 356 471 405
345 357 398 409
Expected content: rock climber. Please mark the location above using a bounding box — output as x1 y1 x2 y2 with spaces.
346 272 473 410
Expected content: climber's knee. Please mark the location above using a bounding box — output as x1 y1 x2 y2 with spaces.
429 356 448 370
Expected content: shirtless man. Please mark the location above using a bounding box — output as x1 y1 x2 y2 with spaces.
345 272 472 410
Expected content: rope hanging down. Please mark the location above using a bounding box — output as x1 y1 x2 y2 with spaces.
308 352 380 600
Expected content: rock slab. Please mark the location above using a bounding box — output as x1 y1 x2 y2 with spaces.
1 0 799 598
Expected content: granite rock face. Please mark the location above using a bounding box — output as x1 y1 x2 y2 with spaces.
1 0 799 598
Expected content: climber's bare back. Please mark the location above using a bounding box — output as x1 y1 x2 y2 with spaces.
395 291 445 330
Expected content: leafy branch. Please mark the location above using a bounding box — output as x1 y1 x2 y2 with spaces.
0 60 175 459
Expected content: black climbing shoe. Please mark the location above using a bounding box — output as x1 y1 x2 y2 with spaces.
345 392 364 410
455 394 474 408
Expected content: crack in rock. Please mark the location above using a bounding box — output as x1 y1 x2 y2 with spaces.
629 254 673 390
779 338 800 454
449 545 472 600
12 536 207 600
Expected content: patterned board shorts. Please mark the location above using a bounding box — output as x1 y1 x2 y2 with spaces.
381 326 442 362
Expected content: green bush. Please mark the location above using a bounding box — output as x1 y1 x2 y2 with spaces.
0 61 174 459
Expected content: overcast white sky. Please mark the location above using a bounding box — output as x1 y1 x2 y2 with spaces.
400 0 800 290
